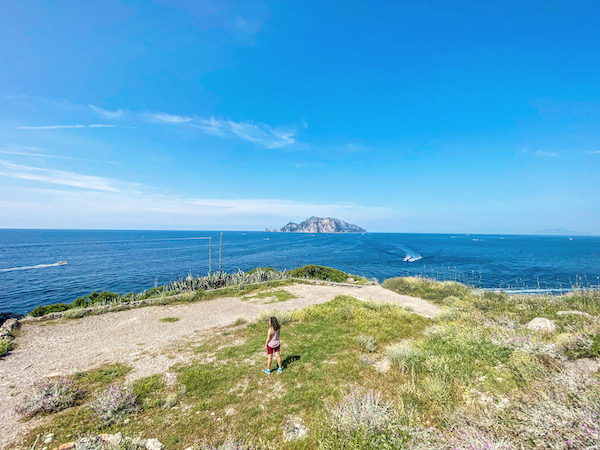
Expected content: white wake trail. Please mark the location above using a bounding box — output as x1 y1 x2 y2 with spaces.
0 262 66 273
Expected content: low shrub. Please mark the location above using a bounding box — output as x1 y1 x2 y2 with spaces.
88 291 120 306
89 383 138 426
235 315 247 325
65 309 86 319
385 341 424 368
318 390 411 449
15 377 81 416
289 265 349 283
508 351 546 381
256 309 293 326
0 338 12 358
72 296 89 308
382 277 471 303
422 375 453 405
457 371 600 449
29 303 71 317
329 390 395 433
358 334 377 352
74 433 104 450
557 331 600 359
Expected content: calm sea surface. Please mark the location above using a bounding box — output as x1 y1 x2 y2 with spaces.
1 229 599 314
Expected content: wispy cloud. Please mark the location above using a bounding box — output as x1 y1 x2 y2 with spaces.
11 96 301 149
89 105 125 119
587 150 600 155
534 149 559 157
143 112 193 124
193 117 298 148
193 117 227 136
16 124 115 130
0 160 123 191
0 147 122 164
88 103 301 149
227 120 296 149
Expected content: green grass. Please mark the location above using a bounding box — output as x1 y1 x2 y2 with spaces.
72 363 132 392
242 289 297 303
20 278 600 449
383 276 471 303
23 296 428 448
160 317 180 323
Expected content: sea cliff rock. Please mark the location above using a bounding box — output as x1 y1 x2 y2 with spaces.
278 217 366 233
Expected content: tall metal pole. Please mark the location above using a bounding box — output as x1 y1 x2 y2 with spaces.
219 232 223 273
208 235 212 276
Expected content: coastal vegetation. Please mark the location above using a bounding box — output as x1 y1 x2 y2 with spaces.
24 265 367 320
0 337 13 358
17 275 600 449
288 265 365 283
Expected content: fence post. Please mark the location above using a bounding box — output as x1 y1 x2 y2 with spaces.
219 232 223 273
208 236 212 276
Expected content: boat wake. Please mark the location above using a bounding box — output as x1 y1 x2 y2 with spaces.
403 254 422 262
0 261 67 273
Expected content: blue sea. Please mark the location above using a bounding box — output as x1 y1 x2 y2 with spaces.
1 229 599 314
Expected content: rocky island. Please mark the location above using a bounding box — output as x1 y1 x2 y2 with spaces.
270 216 366 233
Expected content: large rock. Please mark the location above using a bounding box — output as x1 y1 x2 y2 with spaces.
145 438 164 450
566 358 599 376
557 310 596 320
526 317 556 332
279 217 366 233
0 318 19 340
283 417 308 441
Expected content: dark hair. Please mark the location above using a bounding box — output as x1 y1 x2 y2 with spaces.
270 316 280 331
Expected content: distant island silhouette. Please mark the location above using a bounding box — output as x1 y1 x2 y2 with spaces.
267 216 366 233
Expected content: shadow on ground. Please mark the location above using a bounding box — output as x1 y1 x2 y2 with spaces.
282 355 301 369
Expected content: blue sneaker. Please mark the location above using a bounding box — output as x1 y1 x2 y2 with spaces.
265 369 271 374
277 368 283 373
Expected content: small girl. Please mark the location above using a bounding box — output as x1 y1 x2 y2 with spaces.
265 316 283 374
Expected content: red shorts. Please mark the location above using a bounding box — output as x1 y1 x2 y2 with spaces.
267 345 280 354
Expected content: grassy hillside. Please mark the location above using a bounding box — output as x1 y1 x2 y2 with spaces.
17 277 600 449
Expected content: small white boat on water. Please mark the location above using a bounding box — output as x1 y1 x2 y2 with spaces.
57 261 67 265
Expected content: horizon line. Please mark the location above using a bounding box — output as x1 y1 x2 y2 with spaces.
0 227 597 237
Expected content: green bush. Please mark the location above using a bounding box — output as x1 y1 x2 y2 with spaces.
382 277 471 303
88 291 120 305
72 296 89 308
289 265 349 282
0 338 12 358
29 303 71 317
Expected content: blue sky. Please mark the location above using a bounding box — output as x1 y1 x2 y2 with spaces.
0 0 598 233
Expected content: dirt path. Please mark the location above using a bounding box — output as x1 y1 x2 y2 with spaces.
0 283 439 449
